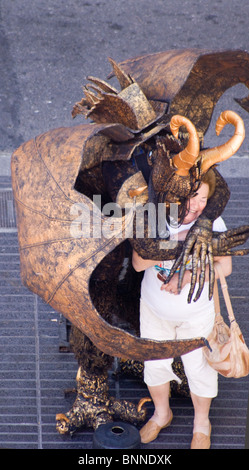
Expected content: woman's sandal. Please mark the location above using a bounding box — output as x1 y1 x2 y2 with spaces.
139 410 173 444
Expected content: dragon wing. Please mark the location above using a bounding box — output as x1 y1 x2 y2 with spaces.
118 49 249 134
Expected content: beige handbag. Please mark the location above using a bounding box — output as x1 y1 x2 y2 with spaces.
203 262 249 378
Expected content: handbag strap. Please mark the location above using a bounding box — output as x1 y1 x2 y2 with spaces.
214 262 235 323
213 278 220 315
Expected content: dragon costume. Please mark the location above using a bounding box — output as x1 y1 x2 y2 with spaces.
11 49 249 434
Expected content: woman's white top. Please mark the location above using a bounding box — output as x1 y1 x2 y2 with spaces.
141 216 227 321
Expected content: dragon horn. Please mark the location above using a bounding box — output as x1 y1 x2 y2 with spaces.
200 110 245 173
128 185 148 199
170 115 200 176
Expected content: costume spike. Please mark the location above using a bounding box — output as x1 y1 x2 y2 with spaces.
82 87 100 105
108 57 133 90
87 76 118 94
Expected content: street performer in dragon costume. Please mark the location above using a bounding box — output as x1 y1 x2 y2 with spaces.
11 49 249 440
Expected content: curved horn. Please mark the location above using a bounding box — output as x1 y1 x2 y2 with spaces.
200 110 245 173
128 185 148 199
170 115 200 176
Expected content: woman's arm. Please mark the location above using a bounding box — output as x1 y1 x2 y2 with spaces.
132 248 232 296
132 249 159 272
160 256 232 295
214 255 232 278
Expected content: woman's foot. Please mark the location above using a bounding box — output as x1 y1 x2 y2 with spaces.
139 409 173 444
191 422 211 449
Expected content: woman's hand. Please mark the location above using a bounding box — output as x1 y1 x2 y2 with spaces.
160 270 192 295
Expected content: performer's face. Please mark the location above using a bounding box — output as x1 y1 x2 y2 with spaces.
182 183 209 225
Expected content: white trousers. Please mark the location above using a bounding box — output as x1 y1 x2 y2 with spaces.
140 298 218 398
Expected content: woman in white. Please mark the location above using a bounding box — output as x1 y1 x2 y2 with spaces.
132 172 232 449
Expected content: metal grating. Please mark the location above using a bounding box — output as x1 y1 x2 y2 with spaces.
0 189 17 230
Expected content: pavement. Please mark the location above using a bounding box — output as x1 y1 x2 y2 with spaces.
1 0 249 154
1 0 249 454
